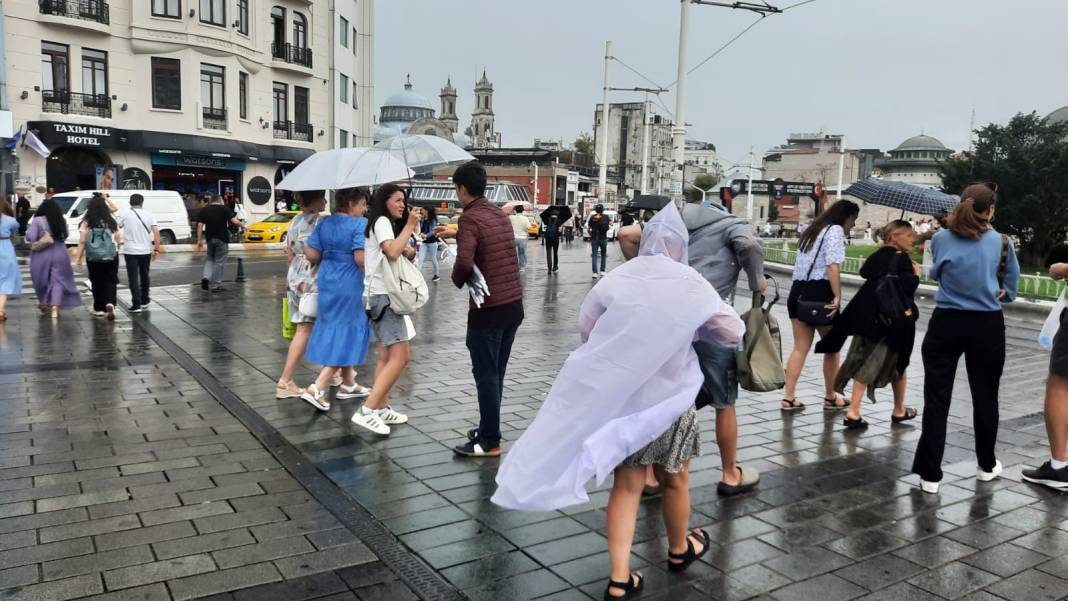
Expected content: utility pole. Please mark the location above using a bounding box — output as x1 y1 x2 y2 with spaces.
641 93 651 195
835 136 847 201
746 147 755 221
598 40 611 202
531 161 539 205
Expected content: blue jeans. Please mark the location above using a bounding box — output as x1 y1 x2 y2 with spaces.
515 238 527 270
417 241 439 277
591 239 608 274
203 239 228 288
467 321 521 449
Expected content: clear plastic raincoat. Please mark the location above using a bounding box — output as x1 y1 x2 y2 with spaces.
492 202 744 511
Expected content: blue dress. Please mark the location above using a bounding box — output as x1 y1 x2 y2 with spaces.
0 215 21 296
304 215 371 367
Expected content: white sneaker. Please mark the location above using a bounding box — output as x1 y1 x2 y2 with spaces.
920 479 940 494
377 406 408 425
336 384 372 399
977 460 1003 482
300 384 330 411
351 409 390 435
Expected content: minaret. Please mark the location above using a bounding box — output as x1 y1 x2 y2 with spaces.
439 77 458 134
470 70 497 148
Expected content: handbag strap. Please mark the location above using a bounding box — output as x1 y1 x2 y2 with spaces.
797 230 828 301
997 233 1009 286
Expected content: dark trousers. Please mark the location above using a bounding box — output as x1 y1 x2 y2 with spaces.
87 258 119 312
912 309 1005 482
545 237 559 271
124 254 151 307
467 320 521 449
591 239 608 274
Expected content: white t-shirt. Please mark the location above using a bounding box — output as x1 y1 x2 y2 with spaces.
509 214 531 239
365 216 396 296
118 207 157 255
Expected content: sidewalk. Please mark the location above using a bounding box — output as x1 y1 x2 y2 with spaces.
121 241 1068 601
0 301 439 599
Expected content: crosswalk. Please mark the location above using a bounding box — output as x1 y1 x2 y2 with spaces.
14 257 126 297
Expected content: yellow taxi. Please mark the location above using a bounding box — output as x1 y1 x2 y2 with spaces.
243 211 300 243
527 221 540 238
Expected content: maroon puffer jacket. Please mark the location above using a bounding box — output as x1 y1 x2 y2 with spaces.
451 197 523 311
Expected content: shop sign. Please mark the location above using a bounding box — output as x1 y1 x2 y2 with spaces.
28 121 128 148
121 167 152 190
247 176 273 206
731 179 816 196
151 153 246 171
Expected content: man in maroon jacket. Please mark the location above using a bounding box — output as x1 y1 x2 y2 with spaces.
436 162 524 457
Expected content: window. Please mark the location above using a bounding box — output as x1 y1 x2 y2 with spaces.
294 86 309 125
271 7 285 53
340 129 348 148
273 82 288 122
151 57 181 109
200 63 225 111
41 42 70 94
238 72 248 119
339 16 349 47
152 0 180 18
352 81 358 109
339 73 348 104
81 48 108 98
293 12 307 49
199 0 224 26
236 0 248 35
352 28 357 55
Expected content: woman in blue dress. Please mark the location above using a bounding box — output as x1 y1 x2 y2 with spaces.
300 189 373 411
0 199 22 321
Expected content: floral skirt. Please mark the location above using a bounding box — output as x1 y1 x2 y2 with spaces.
620 407 701 473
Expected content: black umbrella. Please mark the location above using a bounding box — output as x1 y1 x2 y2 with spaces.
540 205 572 224
844 178 959 217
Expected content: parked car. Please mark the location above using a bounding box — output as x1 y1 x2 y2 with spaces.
56 189 191 245
243 211 300 243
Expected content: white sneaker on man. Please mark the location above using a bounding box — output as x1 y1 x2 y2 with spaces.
376 406 408 425
351 408 390 435
977 460 1003 482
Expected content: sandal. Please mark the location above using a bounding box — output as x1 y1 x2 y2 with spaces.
823 394 847 410
843 415 869 429
603 572 643 601
892 407 918 423
667 528 710 573
781 398 805 412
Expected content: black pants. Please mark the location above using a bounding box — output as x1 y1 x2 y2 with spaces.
467 320 521 449
87 258 119 312
124 254 151 308
912 309 1005 482
545 237 559 271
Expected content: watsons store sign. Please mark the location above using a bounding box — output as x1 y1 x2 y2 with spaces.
28 121 129 149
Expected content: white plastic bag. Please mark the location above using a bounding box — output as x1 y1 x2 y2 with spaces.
1038 291 1068 350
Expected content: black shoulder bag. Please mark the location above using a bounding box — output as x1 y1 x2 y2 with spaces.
875 251 915 329
796 232 834 326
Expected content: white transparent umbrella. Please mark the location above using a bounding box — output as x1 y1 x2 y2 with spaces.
276 148 415 191
372 134 475 172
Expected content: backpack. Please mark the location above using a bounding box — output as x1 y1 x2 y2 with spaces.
379 253 429 315
874 253 916 329
736 285 786 392
86 226 116 261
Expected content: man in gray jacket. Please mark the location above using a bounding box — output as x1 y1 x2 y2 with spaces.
619 198 765 495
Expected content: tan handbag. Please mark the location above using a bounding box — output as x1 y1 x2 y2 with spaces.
30 231 54 252
736 280 786 392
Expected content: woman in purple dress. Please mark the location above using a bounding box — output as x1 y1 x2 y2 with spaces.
25 198 81 319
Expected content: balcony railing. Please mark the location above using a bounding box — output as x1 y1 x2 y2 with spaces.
203 107 227 130
42 90 112 118
273 120 313 142
39 0 110 25
270 42 313 68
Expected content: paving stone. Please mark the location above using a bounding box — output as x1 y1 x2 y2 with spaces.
35 489 131 513
853 582 945 601
38 514 142 543
908 561 1001 599
231 571 348 601
893 536 979 568
985 569 1068 601
79 583 172 600
139 500 234 526
88 493 182 520
272 543 377 578
103 553 217 590
212 535 315 569
763 547 853 581
306 528 361 550
0 564 40 589
836 554 925 591
0 573 103 601
178 482 265 505
0 537 94 570
768 573 868 601
153 529 257 560
41 545 156 581
960 542 1050 577
167 562 282 601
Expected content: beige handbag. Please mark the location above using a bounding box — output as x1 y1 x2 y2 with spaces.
30 230 54 252
736 280 786 392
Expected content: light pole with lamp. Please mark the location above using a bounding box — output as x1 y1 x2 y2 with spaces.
531 161 539 206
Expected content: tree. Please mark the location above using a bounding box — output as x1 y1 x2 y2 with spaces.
940 112 1068 265
573 132 595 156
767 201 779 223
687 174 718 203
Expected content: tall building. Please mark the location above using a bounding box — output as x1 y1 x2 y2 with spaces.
684 139 721 185
470 70 499 149
0 0 355 219
330 0 374 148
762 132 869 189
592 101 673 197
438 77 459 134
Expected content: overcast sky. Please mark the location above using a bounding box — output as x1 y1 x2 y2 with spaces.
375 0 1068 167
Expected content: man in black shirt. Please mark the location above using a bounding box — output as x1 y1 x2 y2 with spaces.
196 195 241 292
587 204 611 279
15 192 31 236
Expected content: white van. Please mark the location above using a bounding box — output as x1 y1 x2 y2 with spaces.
53 190 191 246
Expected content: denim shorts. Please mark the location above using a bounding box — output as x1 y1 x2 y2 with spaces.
1052 308 1068 377
693 341 738 410
367 294 415 347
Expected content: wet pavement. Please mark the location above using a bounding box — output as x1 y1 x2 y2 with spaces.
4 240 1068 600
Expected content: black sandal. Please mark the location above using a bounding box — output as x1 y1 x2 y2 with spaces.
843 415 869 429
892 407 918 423
667 528 710 573
603 572 644 600
781 398 805 412
823 395 848 410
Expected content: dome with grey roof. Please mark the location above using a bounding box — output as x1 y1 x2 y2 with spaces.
893 134 948 151
1045 105 1068 125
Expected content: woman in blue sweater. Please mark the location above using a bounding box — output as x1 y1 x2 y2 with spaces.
912 183 1020 494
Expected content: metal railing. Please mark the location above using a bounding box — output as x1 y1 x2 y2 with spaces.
202 107 227 130
273 120 313 142
39 0 109 24
42 90 112 118
270 42 313 68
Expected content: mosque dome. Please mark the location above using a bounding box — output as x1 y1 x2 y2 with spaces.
893 134 948 151
1045 105 1068 125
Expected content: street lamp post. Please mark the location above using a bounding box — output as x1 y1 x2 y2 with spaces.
531 161 539 205
835 136 847 201
670 0 691 200
598 40 611 203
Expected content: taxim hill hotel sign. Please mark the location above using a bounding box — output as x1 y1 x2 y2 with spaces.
28 121 130 149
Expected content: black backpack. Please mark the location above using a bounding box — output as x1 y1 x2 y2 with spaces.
874 252 916 329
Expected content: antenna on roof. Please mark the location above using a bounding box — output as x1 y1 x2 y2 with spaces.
968 108 976 152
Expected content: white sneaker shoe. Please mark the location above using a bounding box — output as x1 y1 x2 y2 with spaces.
351 408 390 435
377 406 408 425
336 384 371 399
920 479 940 494
977 460 1003 482
300 384 330 411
